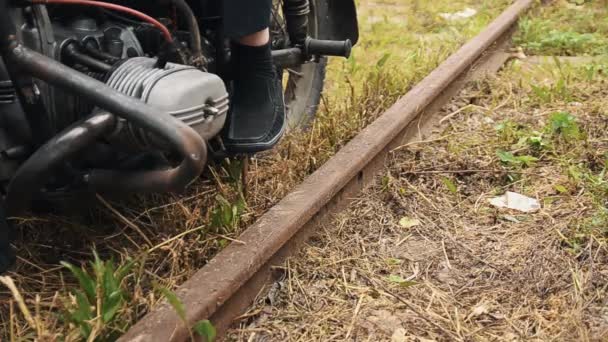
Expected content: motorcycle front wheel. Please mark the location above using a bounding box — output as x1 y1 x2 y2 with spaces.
271 0 327 129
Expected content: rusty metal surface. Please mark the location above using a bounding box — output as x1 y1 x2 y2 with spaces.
119 1 534 340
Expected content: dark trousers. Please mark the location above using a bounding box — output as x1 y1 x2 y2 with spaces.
223 0 272 39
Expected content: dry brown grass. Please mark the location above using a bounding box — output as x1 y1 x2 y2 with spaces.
0 0 519 339
227 58 608 341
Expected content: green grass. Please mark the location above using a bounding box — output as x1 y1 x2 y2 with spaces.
514 0 608 55
492 57 608 249
316 0 513 158
327 0 513 97
61 253 135 341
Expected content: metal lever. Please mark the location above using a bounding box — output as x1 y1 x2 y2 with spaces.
272 37 353 68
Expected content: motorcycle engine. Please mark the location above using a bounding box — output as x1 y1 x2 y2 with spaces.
105 57 228 149
1 5 228 153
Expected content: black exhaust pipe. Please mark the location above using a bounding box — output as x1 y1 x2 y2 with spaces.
5 111 116 214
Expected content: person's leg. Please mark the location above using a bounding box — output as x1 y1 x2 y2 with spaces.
223 0 272 40
237 28 270 47
222 0 285 154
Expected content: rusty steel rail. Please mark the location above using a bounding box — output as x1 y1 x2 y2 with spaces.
120 0 534 340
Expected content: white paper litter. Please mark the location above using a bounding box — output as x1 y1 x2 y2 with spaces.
439 8 477 21
489 191 540 213
399 217 421 228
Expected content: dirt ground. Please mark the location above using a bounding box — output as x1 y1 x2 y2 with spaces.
227 53 608 340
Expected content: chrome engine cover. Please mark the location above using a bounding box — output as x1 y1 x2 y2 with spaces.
105 57 228 149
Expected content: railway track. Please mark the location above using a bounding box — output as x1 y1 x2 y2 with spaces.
119 1 534 340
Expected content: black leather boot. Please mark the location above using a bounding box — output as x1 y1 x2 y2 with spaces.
222 42 285 154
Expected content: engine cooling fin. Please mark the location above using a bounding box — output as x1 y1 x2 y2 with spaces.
105 57 229 149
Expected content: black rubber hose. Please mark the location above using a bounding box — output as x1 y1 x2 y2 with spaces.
6 111 116 215
63 43 113 72
84 40 121 63
171 0 204 64
4 42 208 208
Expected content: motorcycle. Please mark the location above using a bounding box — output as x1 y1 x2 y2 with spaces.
0 0 358 272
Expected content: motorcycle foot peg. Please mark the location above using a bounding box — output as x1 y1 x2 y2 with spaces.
304 37 352 58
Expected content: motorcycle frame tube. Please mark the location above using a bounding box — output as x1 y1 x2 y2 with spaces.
5 111 116 215
0 4 208 213
6 44 208 194
272 47 305 68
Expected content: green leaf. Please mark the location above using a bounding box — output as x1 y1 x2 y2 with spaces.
529 136 543 144
568 165 583 181
496 150 538 167
376 53 391 69
61 251 136 340
102 290 124 323
103 259 119 294
72 290 93 322
386 275 417 287
516 155 539 167
193 320 217 342
91 250 106 284
61 261 96 302
71 290 93 339
548 111 581 140
441 177 458 194
158 286 187 323
554 184 568 194
527 132 547 149
224 158 243 184
497 150 518 164
235 196 246 214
